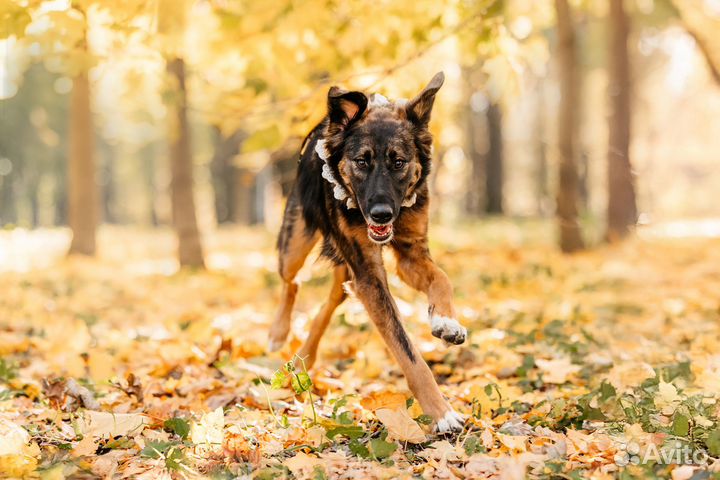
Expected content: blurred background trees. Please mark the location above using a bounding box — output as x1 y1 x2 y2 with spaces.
1 0 719 264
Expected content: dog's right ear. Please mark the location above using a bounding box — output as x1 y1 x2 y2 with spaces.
327 87 367 132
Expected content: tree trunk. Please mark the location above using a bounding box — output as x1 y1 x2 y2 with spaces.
606 0 637 241
485 102 503 214
54 149 68 226
210 127 244 224
534 85 550 216
555 0 585 252
464 91 485 216
29 184 39 227
100 139 117 223
0 172 17 225
578 151 589 210
235 167 258 225
464 89 503 216
271 139 301 197
140 142 159 226
68 69 97 255
167 57 205 268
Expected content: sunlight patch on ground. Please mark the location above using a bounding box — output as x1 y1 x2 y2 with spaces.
639 218 720 239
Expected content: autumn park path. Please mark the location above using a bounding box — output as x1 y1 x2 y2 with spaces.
1 222 719 478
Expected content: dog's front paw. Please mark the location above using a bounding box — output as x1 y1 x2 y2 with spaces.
430 314 467 345
434 409 465 434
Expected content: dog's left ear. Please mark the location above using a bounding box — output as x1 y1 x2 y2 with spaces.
406 71 444 126
327 87 368 131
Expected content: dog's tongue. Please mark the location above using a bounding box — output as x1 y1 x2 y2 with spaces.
369 224 392 236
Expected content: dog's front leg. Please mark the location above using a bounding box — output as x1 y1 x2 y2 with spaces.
394 243 467 345
351 264 464 433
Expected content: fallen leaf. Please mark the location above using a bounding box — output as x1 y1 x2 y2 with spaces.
80 411 146 438
361 391 407 412
481 428 494 449
71 434 98 457
417 440 463 461
0 417 30 455
535 357 581 384
672 465 697 480
375 408 426 444
655 381 682 413
496 433 528 452
606 362 656 392
284 452 324 478
190 407 224 451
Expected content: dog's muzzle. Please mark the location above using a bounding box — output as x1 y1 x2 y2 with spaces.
367 222 393 244
366 204 394 244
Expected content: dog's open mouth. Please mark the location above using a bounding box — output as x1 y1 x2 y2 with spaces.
367 223 394 244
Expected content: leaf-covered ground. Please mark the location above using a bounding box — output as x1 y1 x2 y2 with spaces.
1 221 720 479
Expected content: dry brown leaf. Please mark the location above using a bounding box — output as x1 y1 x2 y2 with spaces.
284 452 324 478
190 407 225 451
80 411 146 438
496 433 528 452
375 408 426 444
481 428 494 449
417 440 463 461
71 435 98 457
361 391 407 412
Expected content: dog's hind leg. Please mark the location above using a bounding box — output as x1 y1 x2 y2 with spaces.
295 264 348 369
269 205 319 352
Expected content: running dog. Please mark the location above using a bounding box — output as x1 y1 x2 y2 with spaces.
269 72 466 433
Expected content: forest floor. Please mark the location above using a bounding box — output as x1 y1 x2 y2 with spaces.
1 220 720 479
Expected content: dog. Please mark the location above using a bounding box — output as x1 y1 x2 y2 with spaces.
269 72 466 433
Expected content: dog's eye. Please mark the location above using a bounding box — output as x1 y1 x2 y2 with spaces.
354 152 371 169
393 160 406 170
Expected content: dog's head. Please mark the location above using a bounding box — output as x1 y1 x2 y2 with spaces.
320 72 444 244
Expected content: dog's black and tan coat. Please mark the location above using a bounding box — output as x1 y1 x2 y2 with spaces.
269 72 467 433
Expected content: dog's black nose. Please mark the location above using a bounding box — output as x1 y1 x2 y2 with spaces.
369 204 393 224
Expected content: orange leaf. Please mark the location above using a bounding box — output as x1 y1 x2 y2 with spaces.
361 391 407 412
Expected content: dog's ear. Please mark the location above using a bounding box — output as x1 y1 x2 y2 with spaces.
327 87 368 131
406 72 444 126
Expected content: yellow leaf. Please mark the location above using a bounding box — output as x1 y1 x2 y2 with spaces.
481 428 494 449
655 381 683 413
375 408 426 444
80 411 146 438
606 362 656 392
284 452 324 478
190 407 224 451
417 440 463 461
535 357 581 384
71 435 97 457
361 391 407 412
496 433 528 452
0 417 30 455
87 349 116 383
0 454 37 478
